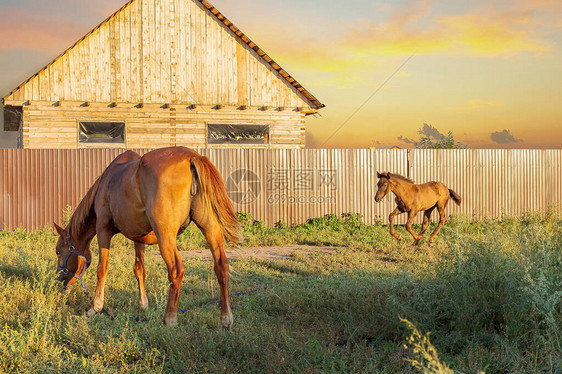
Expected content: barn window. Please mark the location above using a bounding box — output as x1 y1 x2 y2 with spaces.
207 124 269 145
79 122 126 147
3 106 23 132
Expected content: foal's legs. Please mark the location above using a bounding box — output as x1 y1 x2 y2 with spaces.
89 228 113 315
192 214 233 330
429 202 449 244
405 210 424 246
419 207 435 236
134 242 149 310
389 207 404 241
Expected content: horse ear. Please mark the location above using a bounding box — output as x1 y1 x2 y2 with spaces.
377 172 382 178
53 222 65 236
384 172 391 179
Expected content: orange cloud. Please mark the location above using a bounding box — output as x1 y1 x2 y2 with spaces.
343 2 550 56
447 99 500 111
240 0 554 89
0 8 83 52
388 0 433 27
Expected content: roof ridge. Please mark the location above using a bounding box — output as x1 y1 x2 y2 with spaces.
197 0 324 109
3 0 324 110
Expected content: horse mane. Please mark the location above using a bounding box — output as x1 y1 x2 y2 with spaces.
68 174 103 238
66 151 141 239
389 173 415 184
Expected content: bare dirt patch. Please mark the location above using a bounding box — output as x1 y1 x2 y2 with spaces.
179 245 340 261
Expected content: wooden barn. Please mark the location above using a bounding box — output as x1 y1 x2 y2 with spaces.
1 0 323 149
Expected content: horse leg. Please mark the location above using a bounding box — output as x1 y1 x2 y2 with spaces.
419 207 435 236
405 210 423 246
134 242 149 311
156 232 185 326
429 203 448 244
192 212 233 330
389 207 403 241
88 229 113 316
206 225 233 330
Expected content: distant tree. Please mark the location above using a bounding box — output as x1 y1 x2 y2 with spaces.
415 130 466 149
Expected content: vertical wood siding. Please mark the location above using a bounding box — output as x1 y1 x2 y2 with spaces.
1 149 561 230
5 0 314 109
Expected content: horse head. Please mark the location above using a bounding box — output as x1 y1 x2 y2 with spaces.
53 223 91 290
375 172 392 202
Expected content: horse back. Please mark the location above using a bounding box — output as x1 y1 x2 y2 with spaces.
418 181 448 193
136 148 201 230
412 181 450 209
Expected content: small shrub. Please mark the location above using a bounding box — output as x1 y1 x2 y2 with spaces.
237 211 254 230
401 318 455 374
62 205 74 227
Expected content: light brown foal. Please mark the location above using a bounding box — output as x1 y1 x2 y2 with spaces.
374 172 461 245
54 147 241 328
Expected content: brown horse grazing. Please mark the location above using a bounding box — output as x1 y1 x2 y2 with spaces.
374 172 461 245
53 147 241 328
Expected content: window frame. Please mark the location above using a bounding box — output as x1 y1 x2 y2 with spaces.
77 120 127 149
206 123 271 148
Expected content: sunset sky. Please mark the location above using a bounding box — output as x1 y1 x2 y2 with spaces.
0 0 561 148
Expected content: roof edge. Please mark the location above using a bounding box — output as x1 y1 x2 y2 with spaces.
3 0 325 110
2 0 136 101
197 0 324 110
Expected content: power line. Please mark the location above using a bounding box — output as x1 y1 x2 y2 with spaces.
319 54 415 147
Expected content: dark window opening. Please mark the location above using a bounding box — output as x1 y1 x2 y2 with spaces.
3 106 23 132
207 124 269 145
79 122 125 145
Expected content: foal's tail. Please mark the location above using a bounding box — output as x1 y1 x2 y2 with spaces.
190 156 242 243
449 189 462 206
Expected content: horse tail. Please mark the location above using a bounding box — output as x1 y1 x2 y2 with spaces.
190 156 242 243
449 189 462 206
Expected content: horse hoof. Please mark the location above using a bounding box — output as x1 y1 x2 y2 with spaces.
221 310 233 331
139 299 149 311
87 308 98 318
222 325 232 332
163 315 178 327
163 319 177 327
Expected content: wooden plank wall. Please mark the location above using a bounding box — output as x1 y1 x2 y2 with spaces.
21 102 305 149
1 149 561 231
5 0 313 110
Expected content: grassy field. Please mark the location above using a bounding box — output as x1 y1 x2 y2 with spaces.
0 211 561 373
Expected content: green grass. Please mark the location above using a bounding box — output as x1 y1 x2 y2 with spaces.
0 212 561 373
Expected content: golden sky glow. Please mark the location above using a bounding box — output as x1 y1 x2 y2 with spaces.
0 0 561 148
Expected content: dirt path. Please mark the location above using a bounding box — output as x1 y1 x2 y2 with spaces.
179 245 340 261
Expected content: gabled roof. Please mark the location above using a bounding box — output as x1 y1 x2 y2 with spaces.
198 0 324 109
2 0 324 110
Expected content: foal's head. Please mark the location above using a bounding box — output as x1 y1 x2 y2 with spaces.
53 223 89 289
375 172 392 202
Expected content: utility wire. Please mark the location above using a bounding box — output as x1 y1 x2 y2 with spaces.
319 54 415 147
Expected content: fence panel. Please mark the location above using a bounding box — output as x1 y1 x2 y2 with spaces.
1 149 560 230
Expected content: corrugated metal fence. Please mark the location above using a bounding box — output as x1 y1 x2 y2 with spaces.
1 149 561 230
